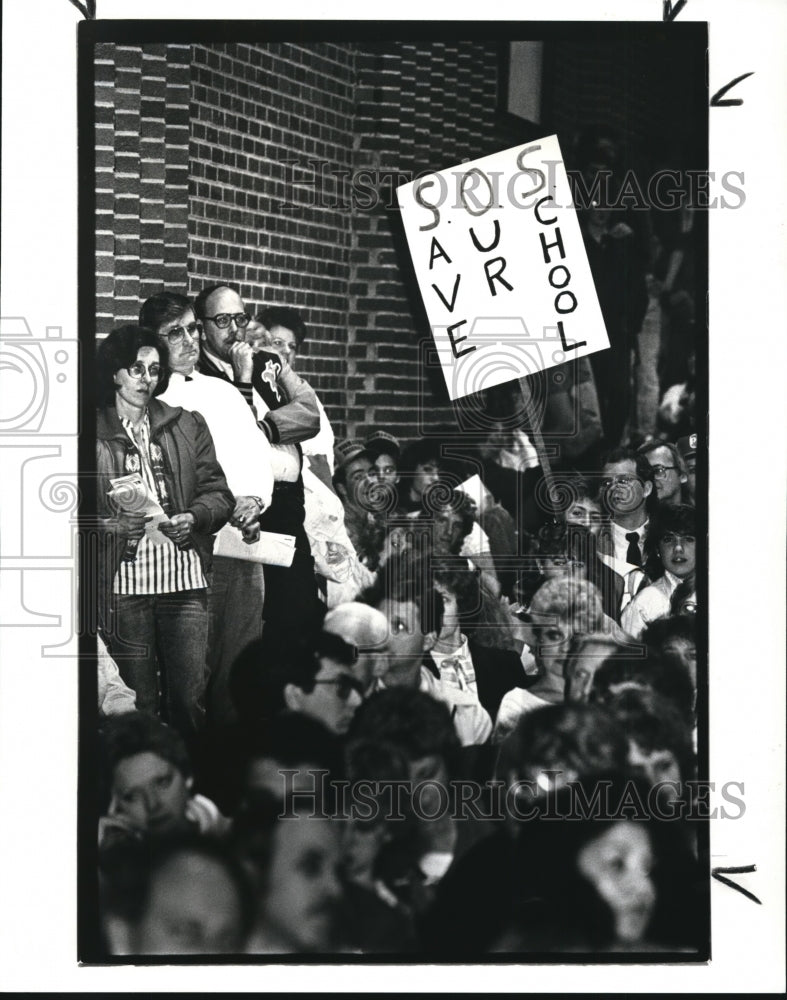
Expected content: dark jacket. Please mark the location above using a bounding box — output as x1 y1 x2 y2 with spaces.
95 400 234 625
198 348 320 446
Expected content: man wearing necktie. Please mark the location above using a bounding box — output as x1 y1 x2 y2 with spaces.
597 448 659 619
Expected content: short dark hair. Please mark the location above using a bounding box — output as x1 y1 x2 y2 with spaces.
361 552 444 636
496 703 629 784
256 306 307 347
431 556 482 619
99 711 191 809
399 438 443 475
193 283 241 321
96 325 170 407
139 292 192 333
608 687 695 782
644 503 696 577
642 614 696 653
348 687 460 764
242 711 342 777
229 629 324 727
590 649 694 723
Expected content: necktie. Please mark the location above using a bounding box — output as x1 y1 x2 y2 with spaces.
625 531 641 566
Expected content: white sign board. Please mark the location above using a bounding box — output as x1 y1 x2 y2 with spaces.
396 135 610 401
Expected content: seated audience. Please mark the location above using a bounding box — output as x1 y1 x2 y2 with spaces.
99 711 229 849
494 578 606 743
622 504 696 638
101 835 254 955
361 553 493 746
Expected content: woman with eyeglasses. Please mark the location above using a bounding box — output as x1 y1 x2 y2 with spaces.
96 325 234 743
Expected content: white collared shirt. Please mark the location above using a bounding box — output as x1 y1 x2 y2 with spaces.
202 348 300 482
160 370 274 506
429 634 477 696
620 570 681 639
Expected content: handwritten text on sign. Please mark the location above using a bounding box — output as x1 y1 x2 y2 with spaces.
396 136 609 401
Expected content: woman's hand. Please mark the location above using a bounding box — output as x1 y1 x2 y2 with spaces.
159 512 196 546
114 512 152 539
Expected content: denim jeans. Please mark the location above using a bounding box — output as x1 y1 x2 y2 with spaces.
106 589 209 740
206 555 264 727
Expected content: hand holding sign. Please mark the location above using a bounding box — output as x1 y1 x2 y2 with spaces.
396 135 609 401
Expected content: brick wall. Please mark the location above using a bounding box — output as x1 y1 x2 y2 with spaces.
93 40 537 442
94 43 191 336
346 42 529 443
188 43 358 433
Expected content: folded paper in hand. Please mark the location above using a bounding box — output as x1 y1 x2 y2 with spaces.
214 524 296 567
108 473 169 544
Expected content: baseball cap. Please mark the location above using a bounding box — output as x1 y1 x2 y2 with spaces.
366 430 401 460
334 438 372 473
676 433 697 459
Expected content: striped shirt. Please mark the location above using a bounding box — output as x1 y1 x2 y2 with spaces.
113 414 207 595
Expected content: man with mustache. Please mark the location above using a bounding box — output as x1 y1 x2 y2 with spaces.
140 291 274 727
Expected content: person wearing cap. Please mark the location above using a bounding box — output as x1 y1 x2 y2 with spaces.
193 283 324 632
333 439 384 570
676 434 697 503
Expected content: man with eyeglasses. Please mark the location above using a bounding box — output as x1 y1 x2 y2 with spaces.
140 292 275 728
637 440 690 506
193 283 323 633
229 629 364 738
596 448 659 621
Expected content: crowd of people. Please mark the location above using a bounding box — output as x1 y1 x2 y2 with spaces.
93 128 702 958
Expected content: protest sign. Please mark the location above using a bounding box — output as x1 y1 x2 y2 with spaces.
396 134 609 401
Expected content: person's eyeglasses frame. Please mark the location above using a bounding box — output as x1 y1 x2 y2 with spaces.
161 321 202 346
126 362 162 380
311 675 365 701
204 312 251 330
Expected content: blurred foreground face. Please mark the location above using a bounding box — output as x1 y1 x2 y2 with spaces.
111 751 190 836
132 851 244 954
628 741 682 800
576 822 656 944
662 635 697 686
261 816 342 952
293 659 363 736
